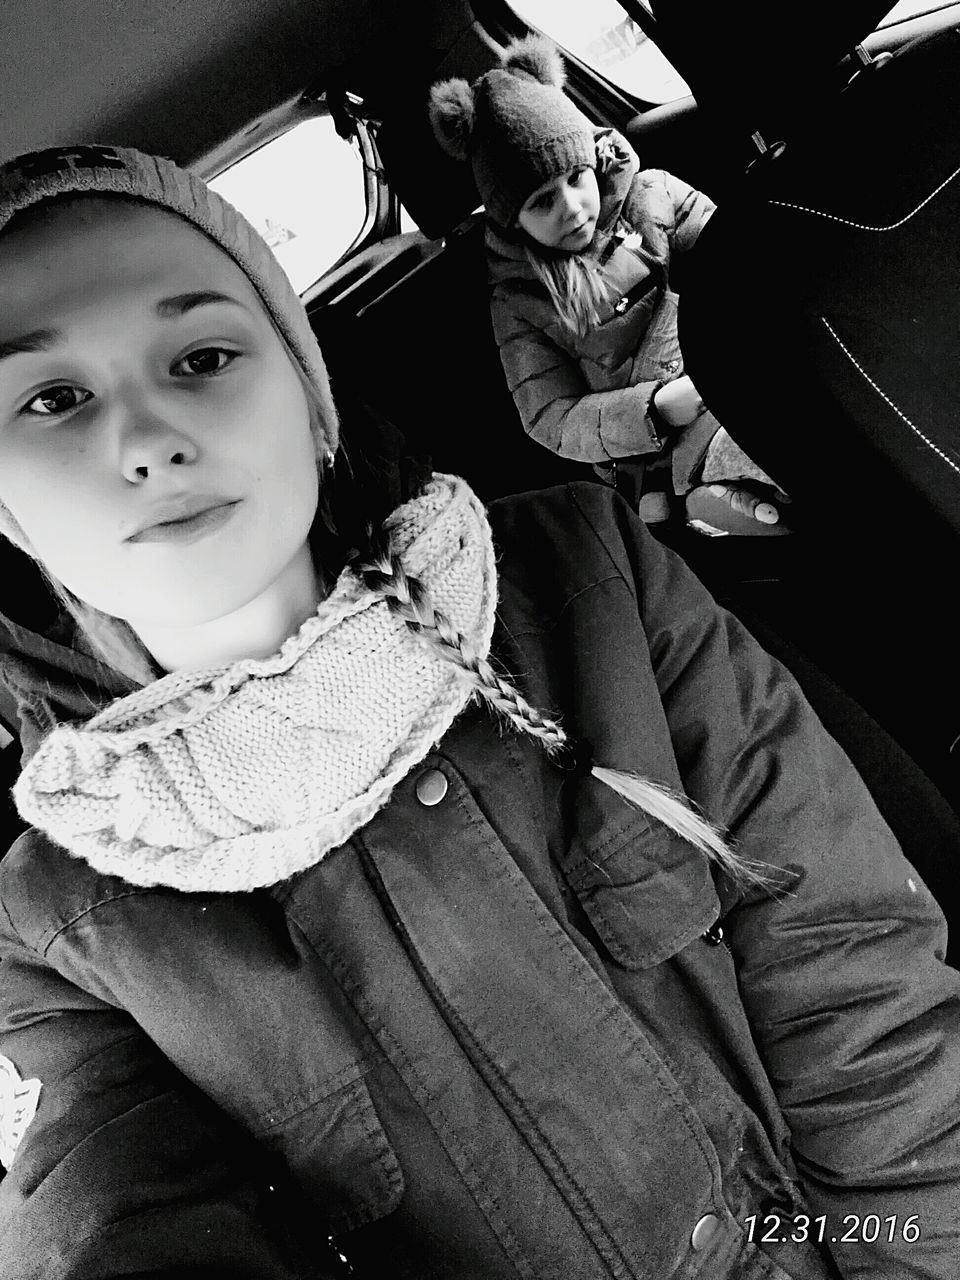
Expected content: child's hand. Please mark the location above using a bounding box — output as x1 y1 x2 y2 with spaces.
651 376 705 430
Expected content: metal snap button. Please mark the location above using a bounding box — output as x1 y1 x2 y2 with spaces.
691 1213 721 1251
415 768 448 807
702 921 725 946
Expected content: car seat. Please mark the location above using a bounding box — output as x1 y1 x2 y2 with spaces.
309 215 596 501
314 85 596 503
626 5 960 928
647 0 895 172
656 20 960 812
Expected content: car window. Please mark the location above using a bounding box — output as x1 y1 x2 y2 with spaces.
507 2 954 106
879 0 955 23
209 115 366 294
507 0 690 105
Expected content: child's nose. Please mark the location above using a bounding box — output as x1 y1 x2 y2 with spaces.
560 186 580 213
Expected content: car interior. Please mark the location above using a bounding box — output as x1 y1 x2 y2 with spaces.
2 0 960 955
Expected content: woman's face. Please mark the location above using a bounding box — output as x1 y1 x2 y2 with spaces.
516 166 600 251
0 201 320 647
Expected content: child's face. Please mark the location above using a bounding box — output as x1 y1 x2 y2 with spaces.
0 201 319 637
516 167 600 251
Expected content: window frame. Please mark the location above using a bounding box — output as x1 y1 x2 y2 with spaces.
472 0 678 136
476 0 960 113
472 0 682 111
205 97 393 297
877 0 959 27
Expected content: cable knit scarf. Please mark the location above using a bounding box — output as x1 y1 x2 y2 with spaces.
13 474 497 892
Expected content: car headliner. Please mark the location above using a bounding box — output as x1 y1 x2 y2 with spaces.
3 0 476 174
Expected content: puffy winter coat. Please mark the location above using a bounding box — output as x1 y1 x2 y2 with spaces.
488 131 720 492
1 483 959 1280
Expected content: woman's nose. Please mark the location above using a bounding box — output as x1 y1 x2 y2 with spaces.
115 403 199 483
128 443 196 481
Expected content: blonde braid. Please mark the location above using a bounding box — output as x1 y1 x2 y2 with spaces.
352 522 781 894
351 537 569 755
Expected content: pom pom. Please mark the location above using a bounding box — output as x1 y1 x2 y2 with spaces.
428 78 476 161
502 34 566 88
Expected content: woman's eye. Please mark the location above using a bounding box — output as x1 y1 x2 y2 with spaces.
23 385 92 417
173 347 237 377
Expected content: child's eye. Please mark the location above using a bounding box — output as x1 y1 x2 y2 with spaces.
570 168 589 186
172 347 238 377
22 385 93 417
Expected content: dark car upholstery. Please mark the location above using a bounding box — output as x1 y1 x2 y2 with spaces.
677 27 960 805
309 216 595 502
648 0 895 165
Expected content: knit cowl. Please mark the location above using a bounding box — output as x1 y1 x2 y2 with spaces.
13 474 497 892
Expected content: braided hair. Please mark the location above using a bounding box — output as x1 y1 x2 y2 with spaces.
352 522 567 751
349 511 774 892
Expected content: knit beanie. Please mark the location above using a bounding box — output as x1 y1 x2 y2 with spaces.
429 36 597 230
0 143 339 556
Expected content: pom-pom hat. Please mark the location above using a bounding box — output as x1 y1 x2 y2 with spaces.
0 143 339 555
429 36 597 230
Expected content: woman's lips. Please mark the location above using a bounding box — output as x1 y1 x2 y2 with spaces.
127 501 240 545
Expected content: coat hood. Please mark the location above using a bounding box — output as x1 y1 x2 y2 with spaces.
486 127 641 286
0 543 135 766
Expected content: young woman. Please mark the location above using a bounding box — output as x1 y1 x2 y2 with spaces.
430 37 790 535
0 144 958 1280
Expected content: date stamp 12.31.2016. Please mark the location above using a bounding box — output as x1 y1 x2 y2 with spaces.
743 1213 921 1247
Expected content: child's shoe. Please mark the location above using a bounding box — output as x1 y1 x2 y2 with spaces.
685 483 792 537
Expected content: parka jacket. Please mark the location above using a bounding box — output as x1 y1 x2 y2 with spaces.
1 482 959 1280
488 131 720 491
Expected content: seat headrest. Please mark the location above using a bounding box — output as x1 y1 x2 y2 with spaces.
648 1 894 150
377 90 481 240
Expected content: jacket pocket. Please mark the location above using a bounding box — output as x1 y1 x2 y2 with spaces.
631 288 683 383
574 289 662 381
253 1070 405 1235
563 817 721 970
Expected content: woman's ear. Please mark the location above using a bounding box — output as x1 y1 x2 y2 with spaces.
429 78 476 161
502 35 566 89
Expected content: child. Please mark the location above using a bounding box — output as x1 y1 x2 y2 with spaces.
0 145 958 1280
430 37 789 535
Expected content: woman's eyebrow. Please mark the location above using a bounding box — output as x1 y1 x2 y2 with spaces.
0 329 61 363
0 293 247 364
155 290 247 318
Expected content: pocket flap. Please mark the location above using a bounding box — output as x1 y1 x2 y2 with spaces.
254 1072 404 1235
565 820 721 970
